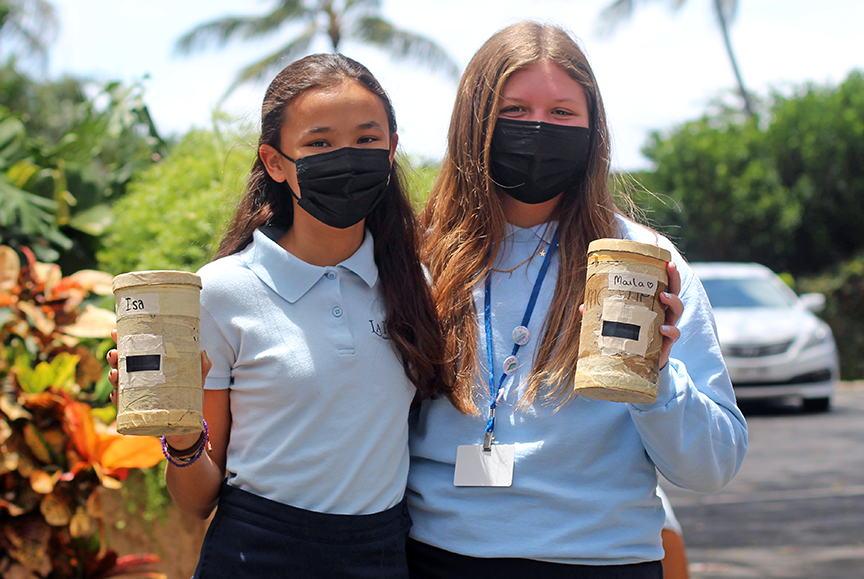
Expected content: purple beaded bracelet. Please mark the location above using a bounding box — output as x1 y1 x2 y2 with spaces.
161 419 209 468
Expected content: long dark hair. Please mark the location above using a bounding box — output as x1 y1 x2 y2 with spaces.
217 53 450 399
421 22 622 412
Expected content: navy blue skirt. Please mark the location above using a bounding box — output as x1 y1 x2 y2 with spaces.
193 482 412 578
407 538 663 579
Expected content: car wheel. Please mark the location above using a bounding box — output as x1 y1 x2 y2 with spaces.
802 397 831 413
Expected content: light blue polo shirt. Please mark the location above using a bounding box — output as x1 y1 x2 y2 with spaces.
198 227 415 515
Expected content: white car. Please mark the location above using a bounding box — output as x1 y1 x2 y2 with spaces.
691 262 839 412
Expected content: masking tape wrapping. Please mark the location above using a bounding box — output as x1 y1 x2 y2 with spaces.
574 239 670 403
113 271 202 436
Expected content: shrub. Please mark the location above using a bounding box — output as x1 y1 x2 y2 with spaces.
97 126 253 276
0 245 167 578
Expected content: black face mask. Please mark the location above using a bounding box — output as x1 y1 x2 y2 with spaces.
489 118 591 204
275 146 392 229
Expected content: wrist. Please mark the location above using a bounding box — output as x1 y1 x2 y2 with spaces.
161 420 209 468
165 431 206 457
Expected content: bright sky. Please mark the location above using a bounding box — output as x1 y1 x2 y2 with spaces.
47 0 864 171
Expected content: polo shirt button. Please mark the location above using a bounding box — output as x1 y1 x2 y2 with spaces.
332 307 343 317
326 271 337 280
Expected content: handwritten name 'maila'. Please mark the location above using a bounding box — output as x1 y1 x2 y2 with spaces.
612 274 655 290
608 273 659 296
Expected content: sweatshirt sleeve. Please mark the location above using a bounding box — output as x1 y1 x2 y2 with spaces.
627 244 748 493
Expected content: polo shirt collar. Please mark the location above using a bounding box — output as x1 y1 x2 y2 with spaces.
243 228 379 304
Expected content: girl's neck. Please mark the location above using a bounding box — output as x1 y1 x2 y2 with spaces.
277 211 365 267
500 192 561 228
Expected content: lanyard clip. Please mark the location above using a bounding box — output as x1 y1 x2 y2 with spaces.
483 407 496 451
483 430 495 452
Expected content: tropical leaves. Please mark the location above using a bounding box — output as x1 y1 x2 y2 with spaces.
0 66 166 267
0 109 71 261
0 245 166 577
174 0 459 95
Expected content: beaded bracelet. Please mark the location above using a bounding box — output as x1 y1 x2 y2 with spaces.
161 419 209 468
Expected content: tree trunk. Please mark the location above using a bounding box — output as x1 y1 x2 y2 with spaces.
713 0 755 117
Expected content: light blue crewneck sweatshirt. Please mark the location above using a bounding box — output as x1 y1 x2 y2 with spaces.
407 216 748 565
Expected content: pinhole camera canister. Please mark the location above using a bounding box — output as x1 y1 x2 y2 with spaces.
573 239 672 403
112 270 203 436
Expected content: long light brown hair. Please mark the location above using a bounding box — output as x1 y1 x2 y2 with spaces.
421 22 623 413
217 53 451 399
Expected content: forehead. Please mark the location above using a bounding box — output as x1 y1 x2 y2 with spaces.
501 61 586 101
285 80 389 128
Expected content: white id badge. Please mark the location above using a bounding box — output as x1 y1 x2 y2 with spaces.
454 444 515 487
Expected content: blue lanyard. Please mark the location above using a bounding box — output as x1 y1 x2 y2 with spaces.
483 228 559 450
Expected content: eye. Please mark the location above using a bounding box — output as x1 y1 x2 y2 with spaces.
307 140 329 148
551 109 574 117
499 105 524 115
357 136 380 145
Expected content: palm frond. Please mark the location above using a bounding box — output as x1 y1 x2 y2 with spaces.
0 177 56 233
174 0 310 56
714 0 740 23
0 0 58 66
344 0 383 13
594 0 637 37
352 17 460 81
223 29 318 98
175 17 269 55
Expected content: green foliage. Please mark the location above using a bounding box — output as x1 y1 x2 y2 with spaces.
400 157 438 210
766 71 864 269
13 351 79 394
636 70 864 276
97 124 253 275
0 63 167 271
117 467 174 527
797 252 864 380
0 106 71 255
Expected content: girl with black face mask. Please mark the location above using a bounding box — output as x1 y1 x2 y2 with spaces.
108 53 450 578
407 22 747 579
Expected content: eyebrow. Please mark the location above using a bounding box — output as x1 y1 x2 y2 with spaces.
303 121 385 135
499 96 580 104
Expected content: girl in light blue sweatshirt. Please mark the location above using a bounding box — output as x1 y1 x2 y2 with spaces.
407 21 747 579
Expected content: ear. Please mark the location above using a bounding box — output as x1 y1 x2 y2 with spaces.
388 133 399 165
259 144 288 183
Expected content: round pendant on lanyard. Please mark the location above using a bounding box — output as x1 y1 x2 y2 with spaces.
483 229 559 450
502 355 519 376
512 325 530 346
504 326 530 374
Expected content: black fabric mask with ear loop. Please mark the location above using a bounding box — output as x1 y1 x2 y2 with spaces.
275 146 392 229
489 118 591 205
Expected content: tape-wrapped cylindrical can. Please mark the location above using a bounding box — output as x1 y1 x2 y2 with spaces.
112 270 202 436
574 239 671 403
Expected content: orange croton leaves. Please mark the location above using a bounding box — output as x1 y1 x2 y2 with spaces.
63 401 164 485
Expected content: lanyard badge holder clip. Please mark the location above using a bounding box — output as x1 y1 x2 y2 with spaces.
483 407 496 451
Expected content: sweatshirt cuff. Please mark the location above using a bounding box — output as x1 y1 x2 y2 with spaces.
627 360 678 411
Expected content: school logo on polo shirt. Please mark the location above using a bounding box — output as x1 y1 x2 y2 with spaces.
369 319 389 339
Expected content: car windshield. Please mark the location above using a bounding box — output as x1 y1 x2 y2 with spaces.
700 277 796 308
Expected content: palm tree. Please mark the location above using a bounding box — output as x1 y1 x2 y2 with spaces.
596 0 755 117
0 0 58 70
175 0 460 96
